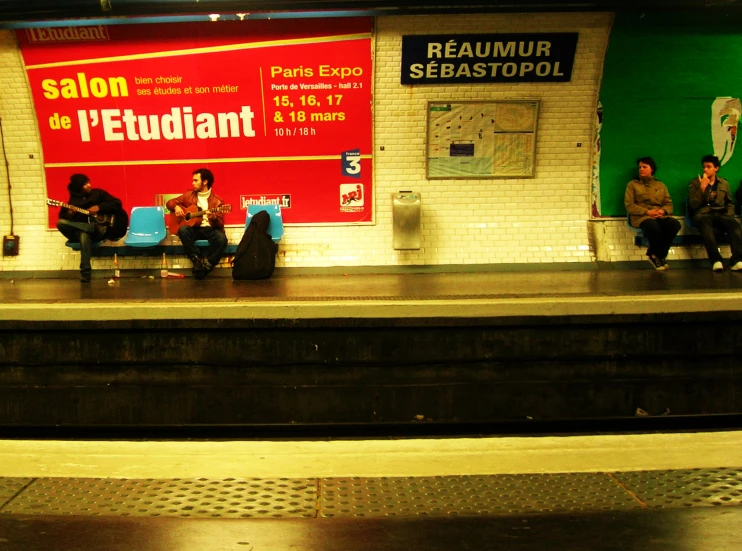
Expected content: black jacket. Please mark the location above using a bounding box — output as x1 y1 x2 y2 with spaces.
59 189 122 223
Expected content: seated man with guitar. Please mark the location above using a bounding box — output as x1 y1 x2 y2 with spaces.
166 168 231 279
53 173 127 283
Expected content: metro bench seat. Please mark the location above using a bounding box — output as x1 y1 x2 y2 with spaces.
629 211 732 247
632 233 728 247
65 205 283 257
64 241 240 257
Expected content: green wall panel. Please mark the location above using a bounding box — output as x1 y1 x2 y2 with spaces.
598 11 742 216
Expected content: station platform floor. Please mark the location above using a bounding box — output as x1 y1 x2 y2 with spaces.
3 263 742 321
0 433 741 550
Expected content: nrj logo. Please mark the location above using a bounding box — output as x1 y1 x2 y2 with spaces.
340 183 364 208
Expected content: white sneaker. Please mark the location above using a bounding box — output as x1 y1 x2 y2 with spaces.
731 261 742 271
713 261 724 272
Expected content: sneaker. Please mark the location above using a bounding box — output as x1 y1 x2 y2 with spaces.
659 258 669 270
647 255 666 271
731 261 742 271
202 259 215 276
713 261 724 272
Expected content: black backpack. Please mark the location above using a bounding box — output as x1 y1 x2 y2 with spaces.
232 210 278 280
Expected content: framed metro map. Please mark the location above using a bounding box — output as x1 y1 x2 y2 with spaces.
426 100 540 179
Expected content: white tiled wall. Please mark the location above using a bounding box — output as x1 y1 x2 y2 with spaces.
0 12 622 274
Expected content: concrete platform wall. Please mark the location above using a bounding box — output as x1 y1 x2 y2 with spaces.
2 313 741 426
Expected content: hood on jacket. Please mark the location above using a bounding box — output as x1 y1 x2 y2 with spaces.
250 210 271 234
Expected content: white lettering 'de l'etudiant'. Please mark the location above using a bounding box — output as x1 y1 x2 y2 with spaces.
76 106 256 142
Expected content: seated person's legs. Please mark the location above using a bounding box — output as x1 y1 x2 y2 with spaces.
198 227 228 275
78 231 93 281
177 225 205 277
177 225 199 259
693 213 723 265
56 219 98 281
56 219 84 242
657 217 681 260
639 218 662 258
716 214 742 267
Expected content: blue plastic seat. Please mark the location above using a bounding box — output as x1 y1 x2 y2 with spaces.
626 213 642 234
246 204 284 243
124 206 167 247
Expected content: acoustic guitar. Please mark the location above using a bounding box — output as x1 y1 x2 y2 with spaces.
168 204 232 234
47 198 129 241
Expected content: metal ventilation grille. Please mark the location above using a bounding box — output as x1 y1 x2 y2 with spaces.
613 468 742 508
2 478 318 518
319 474 641 518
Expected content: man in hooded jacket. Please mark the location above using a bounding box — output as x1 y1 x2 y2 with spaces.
56 173 124 282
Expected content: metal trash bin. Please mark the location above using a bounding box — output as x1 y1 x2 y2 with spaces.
392 191 421 250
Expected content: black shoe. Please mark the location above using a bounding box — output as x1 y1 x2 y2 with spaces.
80 273 91 283
190 256 205 278
203 259 214 274
647 255 666 271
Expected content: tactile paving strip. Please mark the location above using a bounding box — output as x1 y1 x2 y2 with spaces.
1 478 318 518
613 468 742 508
319 473 641 518
0 478 33 510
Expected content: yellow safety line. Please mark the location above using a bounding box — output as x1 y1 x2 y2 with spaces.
26 33 372 69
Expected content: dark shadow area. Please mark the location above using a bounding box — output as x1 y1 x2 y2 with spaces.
0 506 740 551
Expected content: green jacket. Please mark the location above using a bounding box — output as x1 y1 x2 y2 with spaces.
625 177 674 227
688 175 735 217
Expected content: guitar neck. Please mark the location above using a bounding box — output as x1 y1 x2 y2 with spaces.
55 201 90 216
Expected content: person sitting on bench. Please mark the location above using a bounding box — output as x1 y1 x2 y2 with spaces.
166 168 228 279
625 157 680 271
688 154 742 272
56 174 124 283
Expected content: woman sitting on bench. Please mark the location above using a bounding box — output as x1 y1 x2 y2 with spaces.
624 156 681 271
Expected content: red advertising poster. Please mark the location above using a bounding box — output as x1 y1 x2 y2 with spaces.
16 18 373 227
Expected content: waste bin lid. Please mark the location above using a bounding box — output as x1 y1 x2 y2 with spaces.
393 192 420 201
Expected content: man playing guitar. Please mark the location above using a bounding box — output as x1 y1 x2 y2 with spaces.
56 174 124 283
166 168 228 279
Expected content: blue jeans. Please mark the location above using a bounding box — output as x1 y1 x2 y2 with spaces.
56 219 102 276
177 225 228 266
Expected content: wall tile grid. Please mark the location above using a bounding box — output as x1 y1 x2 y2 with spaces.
0 13 615 273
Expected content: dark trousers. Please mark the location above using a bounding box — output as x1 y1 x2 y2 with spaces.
692 212 742 265
639 217 681 259
177 225 228 265
56 219 102 276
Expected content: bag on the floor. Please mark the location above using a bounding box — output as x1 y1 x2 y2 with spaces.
232 209 278 280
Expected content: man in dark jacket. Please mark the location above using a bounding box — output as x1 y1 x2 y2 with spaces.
166 168 228 279
688 154 742 272
56 173 123 282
